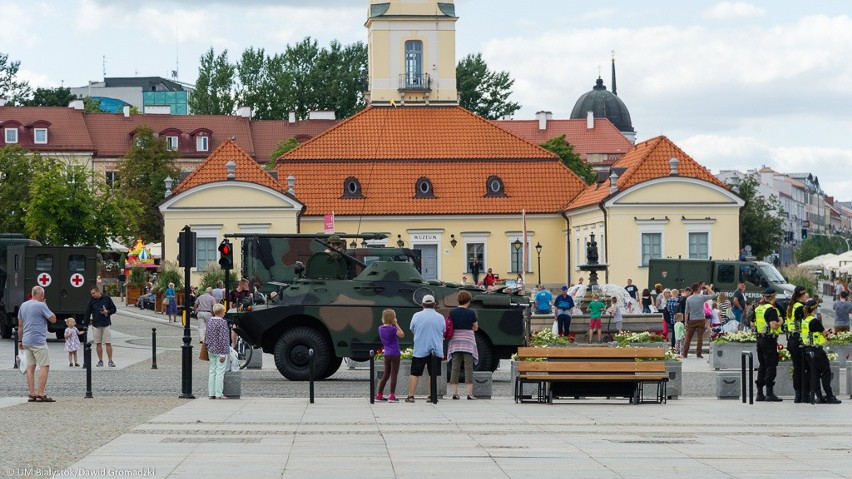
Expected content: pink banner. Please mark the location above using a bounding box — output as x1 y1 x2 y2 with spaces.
324 213 334 234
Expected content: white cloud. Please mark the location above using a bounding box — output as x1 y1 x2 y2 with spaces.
703 2 766 20
245 6 363 46
16 68 58 88
0 4 36 46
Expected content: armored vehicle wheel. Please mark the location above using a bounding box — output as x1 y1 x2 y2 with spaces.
474 332 496 372
324 355 343 378
273 327 332 381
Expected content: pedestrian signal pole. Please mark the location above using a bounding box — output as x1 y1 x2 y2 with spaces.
178 225 196 399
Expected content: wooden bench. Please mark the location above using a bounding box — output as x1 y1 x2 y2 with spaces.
514 347 668 404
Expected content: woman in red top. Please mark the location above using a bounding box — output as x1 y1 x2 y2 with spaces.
483 268 497 288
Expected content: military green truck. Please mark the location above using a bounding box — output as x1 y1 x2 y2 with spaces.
647 258 796 305
228 234 530 381
1 234 99 339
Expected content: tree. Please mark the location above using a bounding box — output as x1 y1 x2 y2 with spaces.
0 52 31 105
267 137 300 168
24 160 142 247
118 126 179 242
189 48 236 115
795 236 849 263
0 146 37 233
540 135 595 184
83 97 102 113
22 87 76 107
456 53 521 120
735 175 785 259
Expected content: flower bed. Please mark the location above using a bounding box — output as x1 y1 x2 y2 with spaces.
614 331 666 348
826 331 852 365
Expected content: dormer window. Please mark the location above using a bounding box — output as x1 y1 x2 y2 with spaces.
4 128 18 144
343 177 363 198
196 136 209 152
485 175 505 197
34 128 48 144
415 177 435 198
166 136 179 151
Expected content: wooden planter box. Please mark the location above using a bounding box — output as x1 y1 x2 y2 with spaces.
126 286 144 306
710 342 758 370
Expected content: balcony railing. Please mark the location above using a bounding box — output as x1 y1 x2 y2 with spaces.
398 73 432 91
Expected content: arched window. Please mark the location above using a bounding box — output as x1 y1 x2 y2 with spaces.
342 177 363 198
485 176 506 197
415 177 435 198
404 40 423 87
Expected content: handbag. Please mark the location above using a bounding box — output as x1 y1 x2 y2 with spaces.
444 315 454 340
199 342 209 361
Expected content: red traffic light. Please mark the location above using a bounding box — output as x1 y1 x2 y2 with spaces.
221 245 230 255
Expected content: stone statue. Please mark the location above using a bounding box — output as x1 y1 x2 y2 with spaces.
586 232 599 264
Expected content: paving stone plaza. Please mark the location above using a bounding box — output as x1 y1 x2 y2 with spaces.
2 302 851 479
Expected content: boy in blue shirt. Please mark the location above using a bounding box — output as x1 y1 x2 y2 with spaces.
534 285 553 314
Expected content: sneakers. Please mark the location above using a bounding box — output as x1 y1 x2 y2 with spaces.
96 360 103 367
375 394 387 402
387 395 399 403
108 361 116 367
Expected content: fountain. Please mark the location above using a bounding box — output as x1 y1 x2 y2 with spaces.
577 232 609 308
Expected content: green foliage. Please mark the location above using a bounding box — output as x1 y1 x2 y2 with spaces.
127 267 147 288
83 97 101 113
539 135 595 184
24 160 142 247
778 265 818 297
267 137 300 167
118 125 179 242
157 261 183 290
795 235 848 263
199 264 239 291
0 146 37 233
529 328 573 346
735 175 785 259
22 87 76 107
456 53 521 120
189 48 236 115
0 52 32 105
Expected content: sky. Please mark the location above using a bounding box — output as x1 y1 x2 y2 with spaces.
2 0 851 200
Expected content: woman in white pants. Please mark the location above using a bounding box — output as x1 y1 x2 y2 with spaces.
205 303 231 399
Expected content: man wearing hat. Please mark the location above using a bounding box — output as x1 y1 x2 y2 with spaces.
754 288 783 401
553 286 575 337
406 294 445 403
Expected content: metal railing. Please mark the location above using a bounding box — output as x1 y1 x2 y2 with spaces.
398 73 431 90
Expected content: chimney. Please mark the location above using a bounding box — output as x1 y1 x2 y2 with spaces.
0 98 6 107
69 99 85 110
164 176 173 198
287 175 295 196
609 171 619 194
288 112 297 124
586 111 594 129
536 111 551 131
669 157 680 176
236 105 252 118
226 160 236 180
122 105 130 118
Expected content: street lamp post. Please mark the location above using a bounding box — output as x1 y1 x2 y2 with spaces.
535 242 543 285
512 238 522 274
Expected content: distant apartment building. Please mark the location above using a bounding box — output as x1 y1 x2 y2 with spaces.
70 77 193 115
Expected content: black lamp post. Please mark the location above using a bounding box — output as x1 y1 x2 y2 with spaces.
512 238 522 273
535 242 542 285
396 235 405 247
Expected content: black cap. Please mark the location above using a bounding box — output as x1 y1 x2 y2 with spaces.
763 288 776 296
793 285 807 298
804 299 819 309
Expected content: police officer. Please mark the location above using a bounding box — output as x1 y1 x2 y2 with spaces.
801 299 842 404
754 288 783 402
784 285 808 403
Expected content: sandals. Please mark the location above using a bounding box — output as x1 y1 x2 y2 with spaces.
467 396 477 401
32 395 55 403
405 396 415 403
452 395 460 400
28 395 37 402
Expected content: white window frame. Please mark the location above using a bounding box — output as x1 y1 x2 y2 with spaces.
506 233 532 274
5 128 18 144
462 232 489 274
641 233 662 267
190 225 222 272
684 220 714 260
688 232 710 260
196 135 209 152
636 220 667 267
166 135 179 151
33 128 48 144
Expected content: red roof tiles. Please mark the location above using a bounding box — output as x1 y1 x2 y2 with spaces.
171 139 282 196
0 106 93 152
492 118 633 161
250 119 338 164
568 136 729 209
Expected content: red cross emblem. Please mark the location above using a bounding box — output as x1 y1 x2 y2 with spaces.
70 273 85 288
37 273 52 287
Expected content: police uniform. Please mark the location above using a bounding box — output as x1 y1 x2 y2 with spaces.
754 289 782 402
785 287 807 403
801 300 842 404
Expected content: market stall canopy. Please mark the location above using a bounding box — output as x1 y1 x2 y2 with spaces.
147 243 162 258
105 240 129 253
798 253 838 270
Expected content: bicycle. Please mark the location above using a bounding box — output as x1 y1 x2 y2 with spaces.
235 336 254 370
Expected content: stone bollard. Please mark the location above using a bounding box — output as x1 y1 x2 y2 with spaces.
223 371 241 399
716 371 741 399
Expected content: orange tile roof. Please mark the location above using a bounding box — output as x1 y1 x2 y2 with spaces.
278 159 586 215
492 118 633 161
0 106 94 152
568 135 729 210
250 119 338 164
278 106 557 161
171 139 282 196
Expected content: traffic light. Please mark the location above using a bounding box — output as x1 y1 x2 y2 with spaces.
177 230 196 267
218 239 234 270
801 228 808 240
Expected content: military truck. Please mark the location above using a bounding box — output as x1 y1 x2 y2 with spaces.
228 234 530 381
647 258 796 305
1 235 99 339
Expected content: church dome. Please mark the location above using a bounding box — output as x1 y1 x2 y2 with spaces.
570 78 634 134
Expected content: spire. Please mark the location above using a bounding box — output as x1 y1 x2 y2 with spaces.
611 50 617 97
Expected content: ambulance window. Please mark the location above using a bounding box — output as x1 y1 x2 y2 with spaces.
35 255 53 272
717 264 735 283
68 254 86 272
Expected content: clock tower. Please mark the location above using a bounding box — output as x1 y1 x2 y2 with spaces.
365 1 458 106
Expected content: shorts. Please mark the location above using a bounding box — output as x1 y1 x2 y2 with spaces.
92 326 112 344
589 317 602 330
23 344 50 367
409 355 442 377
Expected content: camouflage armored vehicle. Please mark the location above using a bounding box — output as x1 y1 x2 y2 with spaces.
228 234 530 381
